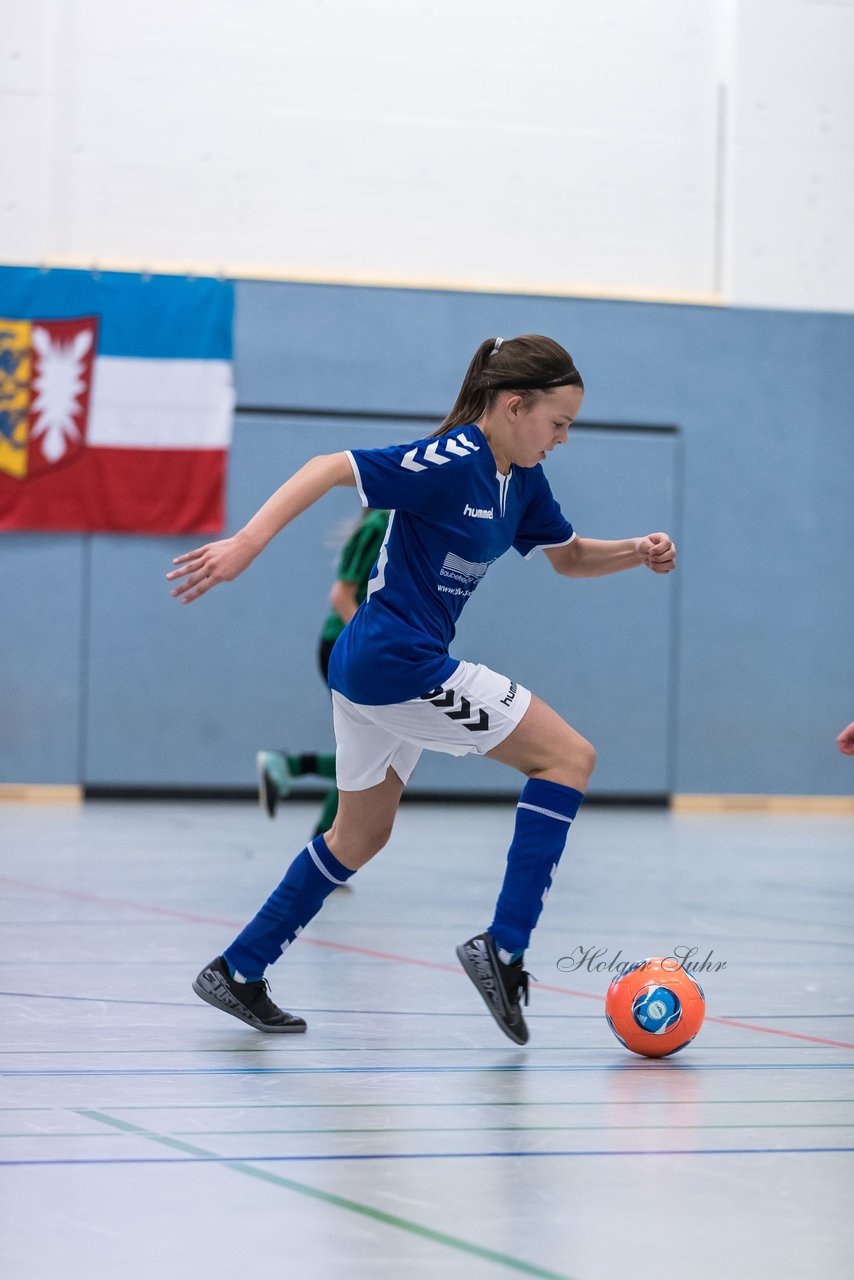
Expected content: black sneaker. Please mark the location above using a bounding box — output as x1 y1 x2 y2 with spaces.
192 957 307 1033
456 932 531 1045
256 750 292 819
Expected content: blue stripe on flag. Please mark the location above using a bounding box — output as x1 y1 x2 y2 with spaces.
0 266 233 360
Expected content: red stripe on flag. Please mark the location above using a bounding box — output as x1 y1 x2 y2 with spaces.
0 446 226 534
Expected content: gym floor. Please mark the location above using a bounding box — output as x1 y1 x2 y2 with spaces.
1 798 852 1279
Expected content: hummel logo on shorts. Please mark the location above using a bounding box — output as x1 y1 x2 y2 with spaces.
420 686 491 732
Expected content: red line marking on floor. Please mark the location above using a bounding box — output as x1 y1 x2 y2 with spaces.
700 1015 854 1049
2 876 852 1050
0 876 238 929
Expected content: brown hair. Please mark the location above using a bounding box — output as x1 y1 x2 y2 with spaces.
435 335 583 436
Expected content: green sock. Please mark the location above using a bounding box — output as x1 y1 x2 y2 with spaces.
315 753 337 780
313 786 339 836
288 752 337 780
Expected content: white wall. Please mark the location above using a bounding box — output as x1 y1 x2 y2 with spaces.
725 0 854 310
1 0 852 310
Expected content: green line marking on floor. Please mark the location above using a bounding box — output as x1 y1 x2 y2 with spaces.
75 1109 579 1280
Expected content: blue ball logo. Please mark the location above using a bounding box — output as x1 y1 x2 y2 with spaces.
632 985 682 1035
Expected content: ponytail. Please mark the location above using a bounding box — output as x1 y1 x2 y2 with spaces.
435 335 583 437
436 339 497 436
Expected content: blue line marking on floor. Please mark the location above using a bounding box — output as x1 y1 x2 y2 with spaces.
2 1147 852 1168
2 1063 852 1077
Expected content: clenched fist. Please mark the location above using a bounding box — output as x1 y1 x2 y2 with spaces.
635 532 676 574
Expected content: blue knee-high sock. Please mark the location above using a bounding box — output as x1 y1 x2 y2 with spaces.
224 834 355 980
489 778 584 960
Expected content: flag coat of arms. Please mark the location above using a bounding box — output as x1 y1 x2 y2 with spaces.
0 267 235 534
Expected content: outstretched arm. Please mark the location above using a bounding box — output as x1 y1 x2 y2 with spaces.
167 452 355 603
329 578 360 623
545 533 676 578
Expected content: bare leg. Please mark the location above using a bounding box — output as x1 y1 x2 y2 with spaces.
325 766 406 871
487 694 596 790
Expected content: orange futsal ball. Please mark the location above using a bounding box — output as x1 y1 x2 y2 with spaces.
605 957 705 1058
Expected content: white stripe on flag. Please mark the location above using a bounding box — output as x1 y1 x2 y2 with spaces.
87 357 235 449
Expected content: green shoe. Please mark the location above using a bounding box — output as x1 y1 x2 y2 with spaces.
256 750 293 818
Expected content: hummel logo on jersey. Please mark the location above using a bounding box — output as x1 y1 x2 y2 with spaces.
420 686 491 732
463 503 493 520
400 432 480 472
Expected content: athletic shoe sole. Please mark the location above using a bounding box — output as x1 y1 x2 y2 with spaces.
256 751 278 819
192 965 306 1034
456 937 529 1046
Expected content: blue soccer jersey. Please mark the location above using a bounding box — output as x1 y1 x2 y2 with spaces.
327 423 575 705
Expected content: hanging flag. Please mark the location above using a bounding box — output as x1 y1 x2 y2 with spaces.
0 267 235 534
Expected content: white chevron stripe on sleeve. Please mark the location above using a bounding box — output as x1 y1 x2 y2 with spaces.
400 448 427 472
423 441 450 465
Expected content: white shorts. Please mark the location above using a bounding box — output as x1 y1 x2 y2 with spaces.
331 660 532 792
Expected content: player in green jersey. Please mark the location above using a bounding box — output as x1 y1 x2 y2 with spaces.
256 507 390 837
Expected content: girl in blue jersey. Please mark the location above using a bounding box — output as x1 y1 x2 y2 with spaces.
168 335 676 1043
